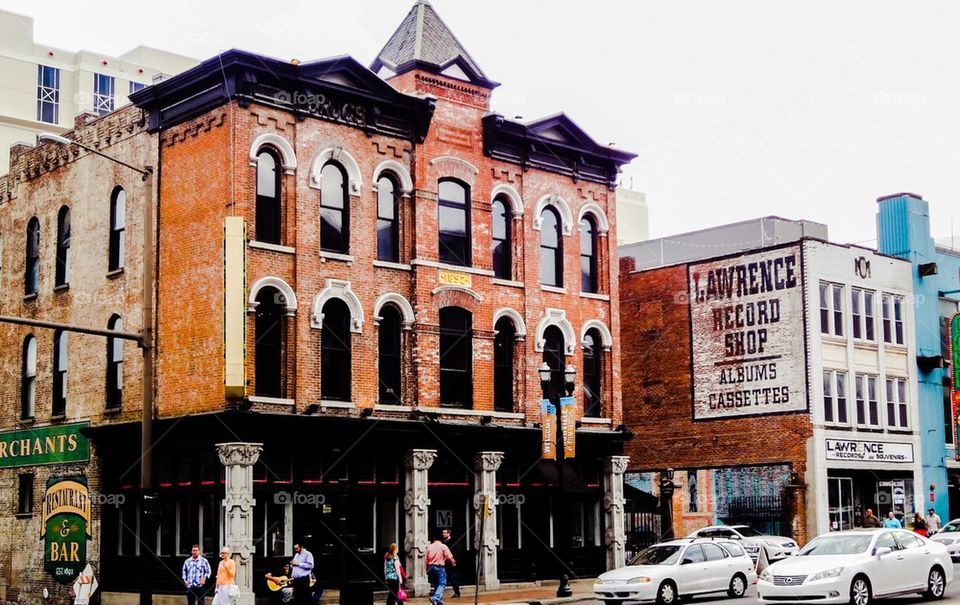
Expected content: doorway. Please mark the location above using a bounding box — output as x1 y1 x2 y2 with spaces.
828 477 854 530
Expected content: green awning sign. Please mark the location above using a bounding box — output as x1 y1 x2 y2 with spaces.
0 422 89 468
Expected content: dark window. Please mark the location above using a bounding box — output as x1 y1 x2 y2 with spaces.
583 329 602 417
25 217 39 295
321 299 352 401
21 335 36 419
580 216 598 293
438 180 470 266
255 287 285 397
255 150 282 244
55 206 70 287
129 81 146 94
378 305 402 404
439 307 472 408
683 544 705 564
687 470 698 513
52 330 67 416
106 315 123 408
540 207 562 287
491 198 511 279
320 162 349 253
109 188 125 271
377 175 400 262
17 474 33 515
701 542 728 561
93 73 115 115
37 65 60 124
542 326 565 398
494 317 516 412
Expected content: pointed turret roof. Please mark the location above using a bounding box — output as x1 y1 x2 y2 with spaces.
371 0 498 88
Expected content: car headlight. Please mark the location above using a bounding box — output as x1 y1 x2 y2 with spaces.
809 567 844 582
763 539 783 548
759 570 773 582
628 576 652 584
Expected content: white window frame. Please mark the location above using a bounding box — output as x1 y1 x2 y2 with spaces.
820 282 845 337
93 73 115 115
881 293 905 345
885 376 909 429
823 370 850 426
855 374 881 428
37 65 60 124
851 287 876 342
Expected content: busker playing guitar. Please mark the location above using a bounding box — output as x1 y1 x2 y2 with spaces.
265 565 295 603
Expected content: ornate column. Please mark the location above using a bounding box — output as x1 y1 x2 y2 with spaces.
474 451 504 591
603 456 629 571
216 442 263 605
404 449 437 596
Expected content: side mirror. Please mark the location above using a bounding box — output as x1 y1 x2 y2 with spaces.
731 535 742 540
681 559 694 565
876 547 892 557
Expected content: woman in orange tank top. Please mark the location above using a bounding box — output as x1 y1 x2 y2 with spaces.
212 546 236 605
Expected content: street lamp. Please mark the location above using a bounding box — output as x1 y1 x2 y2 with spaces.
659 468 676 541
538 360 576 597
39 133 156 605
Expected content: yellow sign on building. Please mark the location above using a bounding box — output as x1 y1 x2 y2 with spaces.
439 269 471 287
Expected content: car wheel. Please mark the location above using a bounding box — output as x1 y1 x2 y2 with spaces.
849 575 872 605
923 567 946 601
728 573 748 598
656 580 678 605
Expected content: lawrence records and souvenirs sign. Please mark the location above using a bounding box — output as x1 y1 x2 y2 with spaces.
688 245 807 419
43 476 91 583
0 422 89 468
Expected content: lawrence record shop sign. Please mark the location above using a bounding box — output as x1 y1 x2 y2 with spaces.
688 245 807 419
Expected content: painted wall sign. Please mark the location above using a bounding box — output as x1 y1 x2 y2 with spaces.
688 246 807 419
826 438 914 463
438 269 472 287
540 400 557 460
0 422 89 469
42 476 90 583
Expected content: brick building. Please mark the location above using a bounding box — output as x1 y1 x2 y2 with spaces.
619 221 920 548
0 2 634 602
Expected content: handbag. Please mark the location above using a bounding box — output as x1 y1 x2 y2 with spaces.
396 587 408 602
228 584 239 598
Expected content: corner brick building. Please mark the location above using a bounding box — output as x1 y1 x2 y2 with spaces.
0 2 634 602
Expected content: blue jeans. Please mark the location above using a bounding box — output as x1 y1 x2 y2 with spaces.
428 565 447 603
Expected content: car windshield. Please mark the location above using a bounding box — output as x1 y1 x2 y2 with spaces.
939 523 960 534
732 526 765 537
629 545 683 566
799 535 873 555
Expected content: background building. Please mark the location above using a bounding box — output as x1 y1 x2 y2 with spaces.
0 8 196 174
615 187 649 246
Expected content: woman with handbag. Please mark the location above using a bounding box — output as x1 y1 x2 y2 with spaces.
213 546 237 605
384 543 408 604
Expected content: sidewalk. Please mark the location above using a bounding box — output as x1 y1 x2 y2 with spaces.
323 578 597 605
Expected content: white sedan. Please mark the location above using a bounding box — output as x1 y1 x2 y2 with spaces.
594 538 757 604
929 519 960 561
757 529 952 605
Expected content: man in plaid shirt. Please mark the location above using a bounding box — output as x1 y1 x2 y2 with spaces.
182 544 211 605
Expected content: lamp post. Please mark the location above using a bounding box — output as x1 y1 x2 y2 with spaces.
538 361 576 598
38 133 156 605
659 468 676 541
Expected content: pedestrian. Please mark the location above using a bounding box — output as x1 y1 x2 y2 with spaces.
882 511 902 529
289 542 315 605
425 534 455 605
265 564 295 604
384 542 407 605
912 512 928 537
861 508 881 528
927 508 942 533
182 544 211 605
441 528 461 598
212 546 236 605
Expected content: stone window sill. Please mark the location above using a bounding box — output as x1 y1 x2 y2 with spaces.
415 407 525 420
250 241 296 255
373 260 412 271
492 278 524 288
248 395 295 406
320 251 354 264
541 285 566 294
320 400 355 410
107 268 125 279
23 293 37 302
580 292 609 301
579 417 612 425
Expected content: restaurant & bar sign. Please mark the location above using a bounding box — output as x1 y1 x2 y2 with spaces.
0 422 89 468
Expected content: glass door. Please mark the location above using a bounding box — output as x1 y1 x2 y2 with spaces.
828 477 855 530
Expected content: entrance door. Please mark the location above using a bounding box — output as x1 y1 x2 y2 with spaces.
828 477 855 530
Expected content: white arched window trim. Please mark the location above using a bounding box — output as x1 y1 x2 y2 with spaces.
248 276 298 316
577 202 610 235
311 279 364 332
249 133 297 174
534 308 576 356
580 319 614 351
533 194 573 235
372 160 413 195
430 285 483 302
373 292 415 330
309 147 363 195
493 307 526 338
491 184 523 218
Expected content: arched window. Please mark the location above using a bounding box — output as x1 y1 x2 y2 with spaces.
106 315 123 408
540 207 562 287
491 197 511 279
255 287 285 398
256 149 282 244
53 330 67 416
25 217 40 295
55 206 70 286
438 180 470 266
109 188 125 271
580 216 598 293
320 162 349 253
21 335 37 419
542 325 565 398
378 305 402 404
321 298 351 401
439 307 472 408
583 329 602 417
377 174 400 262
493 317 516 412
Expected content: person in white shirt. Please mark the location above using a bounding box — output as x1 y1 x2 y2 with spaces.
927 508 943 533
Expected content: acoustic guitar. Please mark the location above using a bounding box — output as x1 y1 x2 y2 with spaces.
266 575 292 591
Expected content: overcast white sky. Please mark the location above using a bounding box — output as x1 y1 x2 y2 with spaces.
5 0 959 245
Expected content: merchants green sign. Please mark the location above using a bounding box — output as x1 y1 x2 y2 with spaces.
42 476 90 583
0 422 89 469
